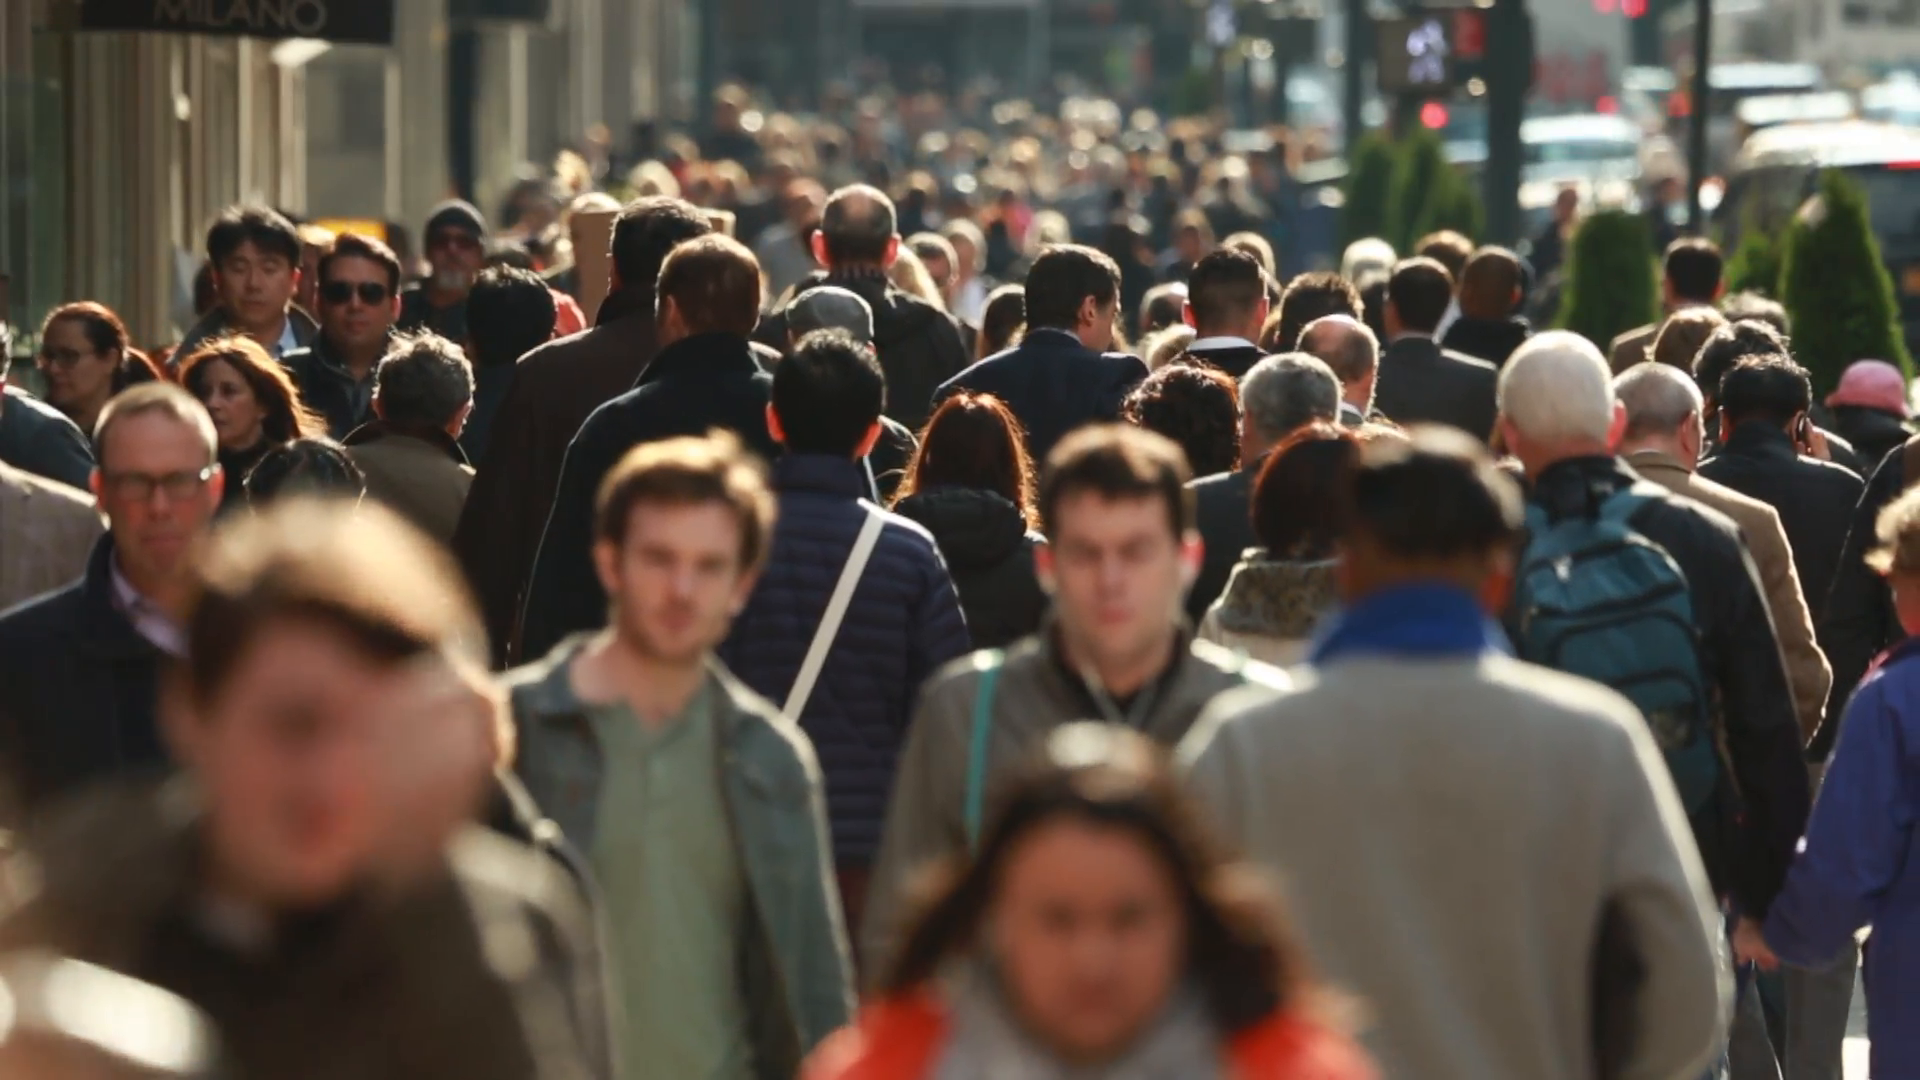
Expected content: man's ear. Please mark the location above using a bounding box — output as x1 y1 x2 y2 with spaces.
1605 400 1629 453
766 403 787 445
855 420 883 459
1034 543 1056 595
89 468 105 512
1182 301 1198 330
1179 529 1203 590
592 538 622 599
810 231 830 266
883 235 901 267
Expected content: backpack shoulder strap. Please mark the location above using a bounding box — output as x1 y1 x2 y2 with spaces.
783 506 888 721
962 649 1005 850
1596 486 1650 528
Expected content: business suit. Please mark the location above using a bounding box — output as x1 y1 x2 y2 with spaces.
1609 322 1658 373
934 328 1148 464
1184 338 1265 381
1187 463 1259 625
1372 335 1499 441
0 459 103 614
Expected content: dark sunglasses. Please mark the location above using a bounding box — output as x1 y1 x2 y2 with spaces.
319 281 390 305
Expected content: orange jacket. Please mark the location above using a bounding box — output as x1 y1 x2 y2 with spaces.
802 992 1376 1080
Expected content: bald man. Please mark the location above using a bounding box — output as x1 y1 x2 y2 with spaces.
1299 314 1380 426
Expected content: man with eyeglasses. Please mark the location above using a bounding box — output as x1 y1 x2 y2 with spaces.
0 383 224 826
282 233 403 439
399 200 488 345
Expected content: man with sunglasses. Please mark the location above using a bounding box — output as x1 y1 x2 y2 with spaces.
282 233 403 439
0 383 224 826
400 200 489 344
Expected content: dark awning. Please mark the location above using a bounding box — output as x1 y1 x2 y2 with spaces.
78 0 396 46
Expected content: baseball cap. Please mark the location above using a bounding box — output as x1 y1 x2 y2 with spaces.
1827 359 1910 418
788 286 874 345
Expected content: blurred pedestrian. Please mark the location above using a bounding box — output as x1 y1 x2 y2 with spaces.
179 205 317 358
941 220 990 324
1419 229 1475 341
1530 186 1579 283
243 436 366 508
810 724 1372 1080
176 337 325 511
400 199 489 343
1181 427 1729 1080
1371 258 1496 440
1298 314 1380 426
1198 424 1353 665
1824 359 1914 467
1263 271 1361 354
891 392 1049 649
0 385 221 823
342 332 476 544
1180 248 1269 379
936 245 1147 463
34 303 161 438
861 425 1290 974
1339 237 1395 283
1440 247 1530 368
757 184 970 432
0 342 94 491
783 286 921 501
0 501 612 1079
459 265 556 463
1649 305 1728 374
1122 362 1241 478
1138 281 1187 338
974 283 1025 361
1611 238 1725 372
1187 353 1342 624
294 222 335 315
720 330 969 932
520 234 779 661
283 232 402 439
757 179 828 298
507 432 854 1076
454 196 712 666
1156 209 1213 283
0 453 102 613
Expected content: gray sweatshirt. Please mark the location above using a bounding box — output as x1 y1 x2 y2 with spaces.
1178 654 1730 1080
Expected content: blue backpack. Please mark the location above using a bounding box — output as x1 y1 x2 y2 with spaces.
1512 489 1721 818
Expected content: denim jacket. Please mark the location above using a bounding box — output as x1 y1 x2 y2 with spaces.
503 636 856 1080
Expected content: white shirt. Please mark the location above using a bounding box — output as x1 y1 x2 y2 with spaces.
110 558 187 658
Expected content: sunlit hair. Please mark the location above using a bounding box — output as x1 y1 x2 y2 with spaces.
176 335 325 445
894 392 1039 528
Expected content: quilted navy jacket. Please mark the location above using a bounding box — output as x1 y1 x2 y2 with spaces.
719 454 971 863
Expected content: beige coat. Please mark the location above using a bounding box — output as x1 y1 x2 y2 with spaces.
345 429 474 545
1625 449 1832 742
0 460 102 612
1609 322 1658 373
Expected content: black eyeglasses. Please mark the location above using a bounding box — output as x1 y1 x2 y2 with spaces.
319 281 390 306
101 465 218 503
37 345 94 368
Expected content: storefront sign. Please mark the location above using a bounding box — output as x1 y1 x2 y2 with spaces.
79 0 396 46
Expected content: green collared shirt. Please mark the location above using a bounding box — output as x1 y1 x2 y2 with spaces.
586 683 753 1079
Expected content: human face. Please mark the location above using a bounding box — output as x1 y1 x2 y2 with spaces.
170 620 407 908
317 255 399 353
1038 492 1196 675
214 240 298 334
425 228 484 293
593 500 759 666
989 818 1187 1062
93 412 222 585
194 358 269 451
37 318 118 425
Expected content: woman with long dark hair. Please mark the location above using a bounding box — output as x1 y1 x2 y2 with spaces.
805 724 1372 1080
36 302 163 437
892 393 1048 648
177 336 325 510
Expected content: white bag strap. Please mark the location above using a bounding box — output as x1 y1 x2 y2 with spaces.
783 507 888 721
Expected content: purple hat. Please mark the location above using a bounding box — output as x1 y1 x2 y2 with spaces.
1826 360 1910 418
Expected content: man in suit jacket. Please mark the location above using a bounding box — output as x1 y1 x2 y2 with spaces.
1614 364 1830 742
1179 248 1269 380
1609 237 1725 372
1372 257 1498 441
934 244 1147 464
0 459 102 613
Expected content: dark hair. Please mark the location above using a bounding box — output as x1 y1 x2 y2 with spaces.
373 332 474 429
1345 426 1523 562
1458 246 1523 320
1664 237 1724 304
655 234 762 337
317 232 403 293
40 301 162 393
1268 272 1362 353
593 430 776 571
1651 307 1727 373
1122 362 1241 478
1139 283 1187 336
1040 424 1195 540
1694 319 1790 402
1718 356 1813 429
1414 230 1473 280
1252 424 1358 557
611 196 715 291
773 329 886 456
177 336 325 444
1358 273 1389 345
895 392 1039 526
242 437 367 506
1186 248 1267 334
979 284 1027 359
205 204 301 266
1385 257 1454 334
1222 231 1277 278
1024 244 1121 330
882 723 1317 1036
1720 290 1790 336
820 184 899 265
183 499 482 704
465 266 557 368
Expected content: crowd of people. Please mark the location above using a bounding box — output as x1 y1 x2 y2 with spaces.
0 89 1917 1080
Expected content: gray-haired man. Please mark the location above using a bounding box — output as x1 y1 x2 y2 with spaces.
344 331 476 542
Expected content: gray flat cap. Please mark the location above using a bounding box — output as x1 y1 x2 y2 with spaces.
788 286 875 344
